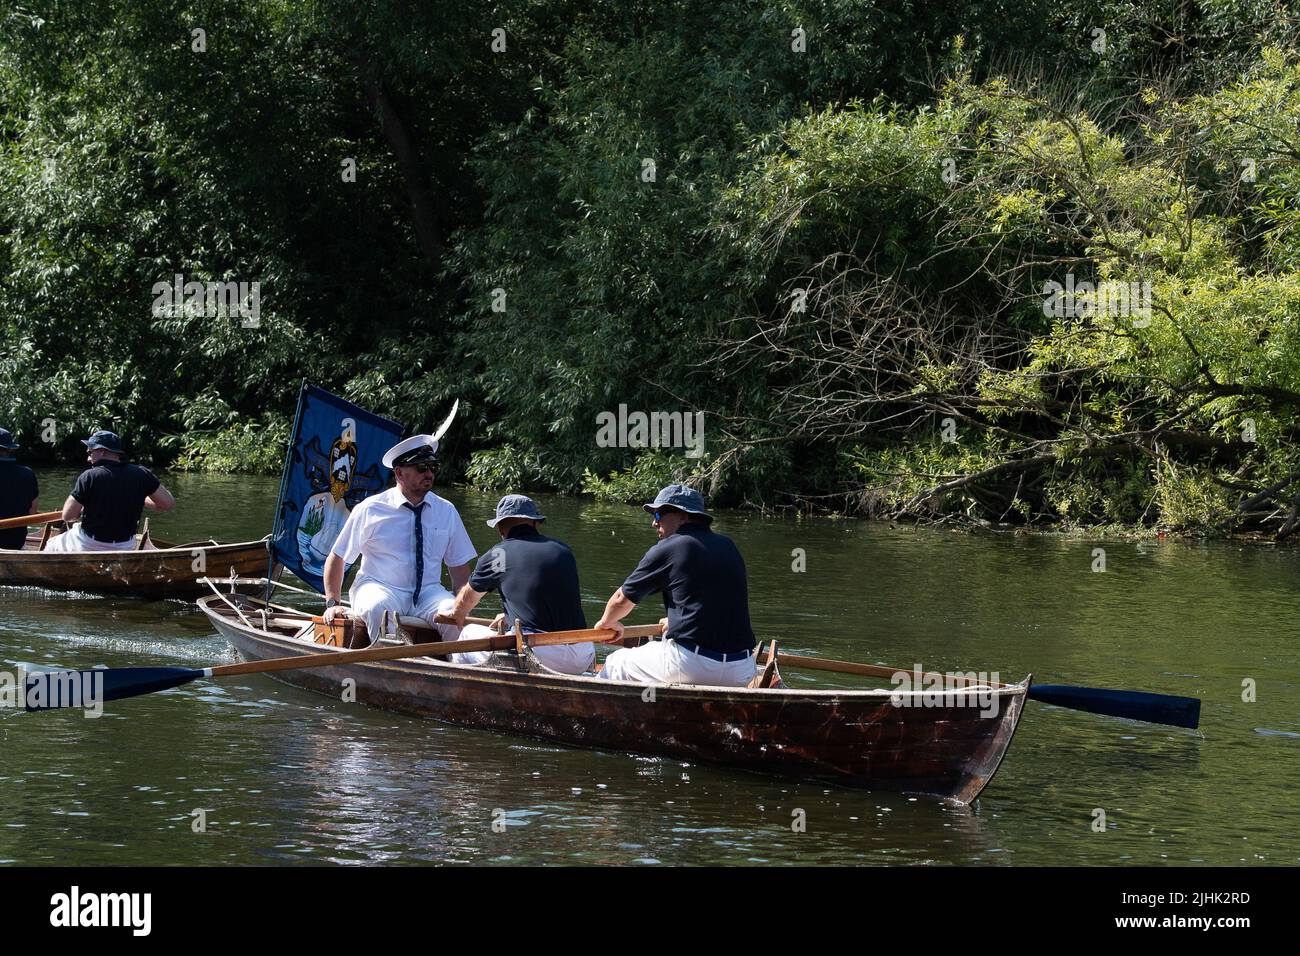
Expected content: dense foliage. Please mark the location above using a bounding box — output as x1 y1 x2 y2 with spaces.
4 0 1300 534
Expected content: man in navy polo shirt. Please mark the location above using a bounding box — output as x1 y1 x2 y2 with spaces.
447 494 594 674
594 484 757 686
46 430 175 552
0 428 39 551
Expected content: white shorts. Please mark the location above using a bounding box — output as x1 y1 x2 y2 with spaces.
451 622 595 675
598 638 755 687
43 523 140 552
349 574 459 645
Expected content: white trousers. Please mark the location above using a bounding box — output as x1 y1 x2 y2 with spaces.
44 523 142 552
451 623 595 675
349 574 459 645
598 639 755 687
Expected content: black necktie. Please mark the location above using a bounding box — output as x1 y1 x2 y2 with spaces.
404 501 426 602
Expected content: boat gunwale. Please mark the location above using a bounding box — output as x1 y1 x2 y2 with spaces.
0 537 269 559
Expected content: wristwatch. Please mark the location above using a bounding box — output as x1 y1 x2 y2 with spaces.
325 598 341 609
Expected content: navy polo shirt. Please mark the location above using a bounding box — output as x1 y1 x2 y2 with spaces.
70 461 160 543
468 525 587 633
620 522 756 653
0 459 39 550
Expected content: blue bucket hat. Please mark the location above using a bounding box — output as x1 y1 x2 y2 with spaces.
643 483 713 523
81 430 124 453
0 428 18 451
486 494 547 528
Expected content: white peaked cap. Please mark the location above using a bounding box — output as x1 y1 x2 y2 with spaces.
382 434 437 469
381 399 459 469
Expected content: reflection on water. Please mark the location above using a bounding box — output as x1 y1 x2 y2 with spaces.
0 470 1297 864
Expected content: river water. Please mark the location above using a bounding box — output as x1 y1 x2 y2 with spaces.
1 469 1295 865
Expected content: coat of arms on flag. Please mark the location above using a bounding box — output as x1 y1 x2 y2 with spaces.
271 384 404 592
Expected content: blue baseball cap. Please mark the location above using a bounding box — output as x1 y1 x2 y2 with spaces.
643 483 713 523
81 430 123 453
486 494 547 528
0 428 18 450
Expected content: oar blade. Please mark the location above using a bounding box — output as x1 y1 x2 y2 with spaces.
1029 684 1201 729
23 667 206 712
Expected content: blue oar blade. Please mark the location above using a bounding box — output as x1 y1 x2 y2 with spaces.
1029 684 1201 729
24 667 206 712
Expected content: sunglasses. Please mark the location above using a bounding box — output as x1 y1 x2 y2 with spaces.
407 463 435 474
652 509 679 522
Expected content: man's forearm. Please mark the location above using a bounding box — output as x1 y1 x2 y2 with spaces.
599 588 635 624
451 584 484 620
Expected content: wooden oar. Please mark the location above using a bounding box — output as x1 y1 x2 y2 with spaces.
22 626 619 712
432 613 664 641
756 649 1201 729
0 510 62 531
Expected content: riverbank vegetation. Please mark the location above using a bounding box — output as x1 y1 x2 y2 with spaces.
4 1 1300 536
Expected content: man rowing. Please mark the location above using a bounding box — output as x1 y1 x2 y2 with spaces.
594 484 756 686
322 433 476 645
46 430 175 552
446 494 594 674
0 428 39 551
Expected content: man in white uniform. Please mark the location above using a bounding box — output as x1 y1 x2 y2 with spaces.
321 433 476 645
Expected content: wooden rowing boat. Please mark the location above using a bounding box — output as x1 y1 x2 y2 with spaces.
0 529 273 598
197 591 1030 804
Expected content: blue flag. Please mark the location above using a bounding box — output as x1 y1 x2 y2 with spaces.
271 384 404 593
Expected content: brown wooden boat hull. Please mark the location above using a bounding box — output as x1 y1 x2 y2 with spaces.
0 536 271 598
200 596 1029 803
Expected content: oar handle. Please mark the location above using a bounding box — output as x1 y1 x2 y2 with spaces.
536 623 665 642
0 510 63 531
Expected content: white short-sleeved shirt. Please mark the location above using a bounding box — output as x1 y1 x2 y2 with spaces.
329 487 477 593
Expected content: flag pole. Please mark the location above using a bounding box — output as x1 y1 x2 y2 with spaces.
266 380 308 601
